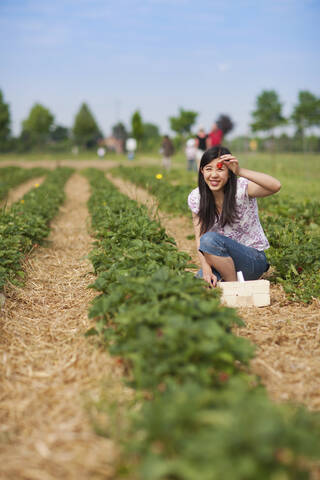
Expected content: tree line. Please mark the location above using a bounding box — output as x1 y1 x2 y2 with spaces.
0 88 319 154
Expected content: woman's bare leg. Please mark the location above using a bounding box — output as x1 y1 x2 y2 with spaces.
203 252 237 281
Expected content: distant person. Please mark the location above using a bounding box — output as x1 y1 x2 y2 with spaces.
97 147 106 157
161 135 174 171
195 126 208 169
207 115 234 148
185 138 197 171
207 122 224 148
126 137 137 160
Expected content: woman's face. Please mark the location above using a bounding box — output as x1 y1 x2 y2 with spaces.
201 158 229 193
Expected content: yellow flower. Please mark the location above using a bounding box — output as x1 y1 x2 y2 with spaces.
35 183 40 188
103 202 107 206
156 173 163 180
20 199 25 204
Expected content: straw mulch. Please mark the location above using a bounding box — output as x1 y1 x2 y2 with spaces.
0 173 131 480
108 174 320 412
0 176 45 209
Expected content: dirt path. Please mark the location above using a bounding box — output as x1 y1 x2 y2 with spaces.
1 176 45 208
0 156 159 171
0 173 128 479
108 174 320 411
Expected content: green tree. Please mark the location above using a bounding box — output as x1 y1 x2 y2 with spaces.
22 103 54 146
251 90 286 139
17 130 34 152
131 110 144 145
73 103 102 149
112 122 127 141
141 122 161 151
0 89 11 151
50 125 69 142
143 122 160 139
291 90 320 151
169 108 198 136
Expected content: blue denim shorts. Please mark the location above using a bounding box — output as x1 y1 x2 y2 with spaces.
197 231 269 281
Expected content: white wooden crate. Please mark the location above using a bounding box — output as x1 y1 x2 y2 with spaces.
217 279 270 307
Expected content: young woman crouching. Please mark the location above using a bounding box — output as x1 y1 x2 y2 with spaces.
188 146 281 287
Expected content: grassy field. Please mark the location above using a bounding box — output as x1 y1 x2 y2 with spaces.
0 151 319 200
169 151 320 201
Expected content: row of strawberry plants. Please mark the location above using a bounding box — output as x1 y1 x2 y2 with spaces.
0 166 48 202
113 165 320 303
84 167 320 479
112 165 192 216
85 168 251 388
0 167 73 290
258 194 320 302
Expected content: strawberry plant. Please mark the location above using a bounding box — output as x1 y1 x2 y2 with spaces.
84 168 253 389
84 167 320 479
260 204 320 302
128 380 320 480
112 165 193 216
0 167 73 289
0 166 48 201
114 166 320 302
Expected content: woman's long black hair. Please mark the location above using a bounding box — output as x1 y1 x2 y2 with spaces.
198 146 238 235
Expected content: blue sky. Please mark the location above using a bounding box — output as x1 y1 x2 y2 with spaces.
1 0 319 138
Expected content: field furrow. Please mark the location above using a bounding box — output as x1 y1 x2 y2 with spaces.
1 176 45 208
0 173 126 480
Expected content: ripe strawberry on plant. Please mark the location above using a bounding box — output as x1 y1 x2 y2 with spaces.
218 372 229 383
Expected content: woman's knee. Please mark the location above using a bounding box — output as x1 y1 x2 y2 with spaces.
199 232 226 255
200 232 214 252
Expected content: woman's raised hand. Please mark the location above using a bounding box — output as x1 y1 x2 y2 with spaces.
220 154 240 176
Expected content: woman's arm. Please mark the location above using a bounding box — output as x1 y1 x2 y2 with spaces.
220 154 281 198
240 168 281 197
192 213 217 286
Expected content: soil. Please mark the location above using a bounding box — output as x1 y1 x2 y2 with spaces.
0 156 159 171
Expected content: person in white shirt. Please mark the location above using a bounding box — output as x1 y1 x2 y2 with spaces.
185 138 197 171
126 138 137 160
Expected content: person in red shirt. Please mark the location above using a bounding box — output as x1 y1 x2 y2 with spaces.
207 123 224 147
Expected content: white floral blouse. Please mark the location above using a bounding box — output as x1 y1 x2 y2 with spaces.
187 177 270 251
